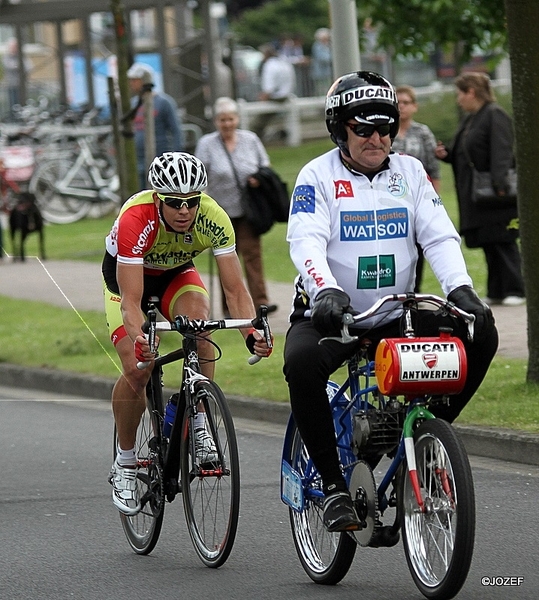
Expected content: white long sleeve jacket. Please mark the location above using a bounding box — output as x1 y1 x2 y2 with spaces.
287 148 472 327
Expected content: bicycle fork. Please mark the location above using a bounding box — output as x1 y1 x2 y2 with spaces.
401 405 435 513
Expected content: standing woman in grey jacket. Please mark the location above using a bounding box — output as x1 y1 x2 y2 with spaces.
435 72 525 306
195 97 278 315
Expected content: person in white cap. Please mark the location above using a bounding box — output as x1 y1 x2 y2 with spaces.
126 62 183 189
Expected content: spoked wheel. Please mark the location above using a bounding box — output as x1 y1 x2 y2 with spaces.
401 419 475 599
29 158 91 224
113 402 165 555
285 422 356 585
180 381 240 568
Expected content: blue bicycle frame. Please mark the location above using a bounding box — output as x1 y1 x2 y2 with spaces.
281 356 436 515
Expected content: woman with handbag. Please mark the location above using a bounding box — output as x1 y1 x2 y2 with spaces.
195 96 278 315
435 72 525 306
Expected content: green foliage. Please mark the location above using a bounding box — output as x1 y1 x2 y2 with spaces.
231 0 330 50
361 0 507 62
231 0 508 66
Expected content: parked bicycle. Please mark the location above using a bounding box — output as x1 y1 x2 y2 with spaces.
114 303 272 567
281 293 476 599
29 129 119 224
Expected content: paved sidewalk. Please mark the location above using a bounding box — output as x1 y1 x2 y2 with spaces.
0 257 528 359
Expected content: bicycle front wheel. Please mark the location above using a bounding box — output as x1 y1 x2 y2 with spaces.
401 419 475 600
29 158 91 224
285 421 356 585
180 380 240 568
114 398 165 555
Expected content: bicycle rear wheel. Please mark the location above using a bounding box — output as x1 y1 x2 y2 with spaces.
29 158 91 224
401 419 475 599
285 421 356 585
113 394 165 555
180 380 240 568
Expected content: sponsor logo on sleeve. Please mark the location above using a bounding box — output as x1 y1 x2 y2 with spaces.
292 185 316 214
131 219 156 255
304 258 325 288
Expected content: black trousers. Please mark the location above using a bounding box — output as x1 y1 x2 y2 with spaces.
483 242 525 300
283 311 499 491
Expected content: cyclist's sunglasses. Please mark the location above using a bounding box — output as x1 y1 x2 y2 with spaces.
346 122 392 138
157 192 201 210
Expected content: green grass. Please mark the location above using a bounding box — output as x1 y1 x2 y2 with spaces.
0 293 536 431
0 295 289 403
2 139 535 432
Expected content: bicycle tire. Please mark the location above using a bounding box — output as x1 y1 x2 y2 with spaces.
285 421 356 585
29 158 91 224
180 380 240 568
113 391 165 555
401 419 475 600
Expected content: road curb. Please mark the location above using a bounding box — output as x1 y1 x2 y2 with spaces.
1 362 537 466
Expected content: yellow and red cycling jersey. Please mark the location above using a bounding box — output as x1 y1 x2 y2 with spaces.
104 189 236 274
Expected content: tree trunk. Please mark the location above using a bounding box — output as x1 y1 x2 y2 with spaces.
505 0 539 381
110 0 139 199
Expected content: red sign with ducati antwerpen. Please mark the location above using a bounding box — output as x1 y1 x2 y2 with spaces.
375 330 467 396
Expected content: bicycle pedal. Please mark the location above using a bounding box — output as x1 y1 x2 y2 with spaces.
368 526 400 548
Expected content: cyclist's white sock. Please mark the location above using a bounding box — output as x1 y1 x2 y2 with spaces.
116 446 136 467
194 413 206 430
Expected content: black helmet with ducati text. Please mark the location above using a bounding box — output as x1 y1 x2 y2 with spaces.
325 71 399 155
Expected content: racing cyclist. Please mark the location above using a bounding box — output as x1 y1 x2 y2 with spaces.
103 152 272 515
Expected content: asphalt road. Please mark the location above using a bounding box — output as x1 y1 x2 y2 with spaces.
1 387 538 600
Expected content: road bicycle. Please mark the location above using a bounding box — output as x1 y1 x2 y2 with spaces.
113 303 272 568
29 130 119 224
281 293 476 599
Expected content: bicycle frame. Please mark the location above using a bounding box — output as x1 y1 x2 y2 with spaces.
54 137 119 202
282 293 473 516
282 359 434 514
142 306 272 501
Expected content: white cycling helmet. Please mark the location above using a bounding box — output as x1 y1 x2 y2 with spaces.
148 152 208 194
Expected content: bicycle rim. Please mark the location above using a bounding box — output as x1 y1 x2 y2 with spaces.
287 423 356 585
401 419 475 599
180 381 240 568
29 159 91 224
114 404 165 555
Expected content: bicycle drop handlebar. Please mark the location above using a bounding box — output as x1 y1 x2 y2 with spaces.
137 304 273 369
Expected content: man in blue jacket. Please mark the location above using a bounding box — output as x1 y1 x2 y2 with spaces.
127 62 183 189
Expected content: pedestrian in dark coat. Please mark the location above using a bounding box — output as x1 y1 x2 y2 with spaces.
435 72 524 306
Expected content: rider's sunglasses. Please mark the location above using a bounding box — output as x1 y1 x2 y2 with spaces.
346 122 392 138
157 193 201 210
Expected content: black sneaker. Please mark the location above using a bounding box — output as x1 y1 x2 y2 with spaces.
322 490 361 532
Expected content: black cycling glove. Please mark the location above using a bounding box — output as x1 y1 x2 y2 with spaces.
447 285 494 343
311 288 352 337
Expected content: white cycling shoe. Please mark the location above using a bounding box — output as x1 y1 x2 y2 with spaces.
195 427 219 464
109 460 141 515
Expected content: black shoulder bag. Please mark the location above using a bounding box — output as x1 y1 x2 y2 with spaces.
463 114 517 210
220 137 275 235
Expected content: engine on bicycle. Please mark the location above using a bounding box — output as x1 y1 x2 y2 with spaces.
351 394 405 462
